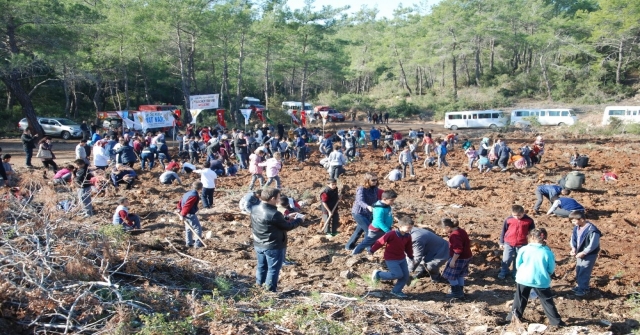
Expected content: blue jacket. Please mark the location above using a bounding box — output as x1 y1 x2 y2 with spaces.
515 243 555 288
91 133 102 144
570 222 602 256
437 144 447 156
370 129 381 140
351 186 379 218
295 137 306 148
105 140 117 156
558 197 584 211
497 144 511 158
321 138 333 149
116 145 137 164
538 185 562 198
370 200 393 232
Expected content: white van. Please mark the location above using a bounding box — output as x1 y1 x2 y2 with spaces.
510 108 577 127
241 97 261 109
602 106 640 125
444 110 507 130
282 101 316 122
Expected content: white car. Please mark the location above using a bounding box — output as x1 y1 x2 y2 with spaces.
18 117 83 139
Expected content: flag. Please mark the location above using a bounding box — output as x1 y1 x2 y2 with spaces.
265 110 274 125
289 110 300 126
256 109 265 123
301 111 307 126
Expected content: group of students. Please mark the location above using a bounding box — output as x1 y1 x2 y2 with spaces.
13 119 611 329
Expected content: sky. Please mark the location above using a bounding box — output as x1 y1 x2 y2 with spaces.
287 0 442 19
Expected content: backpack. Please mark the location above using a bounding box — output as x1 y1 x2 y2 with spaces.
479 148 488 156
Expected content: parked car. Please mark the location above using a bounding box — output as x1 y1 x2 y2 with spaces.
18 117 83 140
326 109 345 122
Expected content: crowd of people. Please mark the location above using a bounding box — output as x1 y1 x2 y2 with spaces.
3 117 615 329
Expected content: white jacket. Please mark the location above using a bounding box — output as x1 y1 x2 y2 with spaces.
75 144 87 160
93 146 109 167
328 150 347 166
194 169 217 188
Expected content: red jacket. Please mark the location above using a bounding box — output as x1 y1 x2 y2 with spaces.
393 132 402 140
449 228 472 259
499 215 535 247
370 230 414 261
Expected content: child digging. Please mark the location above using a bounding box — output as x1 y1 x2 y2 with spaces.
441 218 472 299
370 216 415 298
320 178 340 237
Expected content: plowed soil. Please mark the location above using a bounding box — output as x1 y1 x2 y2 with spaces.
1 123 639 334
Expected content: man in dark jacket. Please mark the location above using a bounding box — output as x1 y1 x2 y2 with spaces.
277 123 285 139
251 187 304 292
80 121 90 141
178 181 204 248
74 159 94 217
234 131 249 169
408 227 449 282
21 129 37 168
116 141 137 167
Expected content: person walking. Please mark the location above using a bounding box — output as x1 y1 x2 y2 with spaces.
177 181 204 248
251 187 304 292
21 129 37 168
345 173 381 251
74 159 94 217
506 229 566 327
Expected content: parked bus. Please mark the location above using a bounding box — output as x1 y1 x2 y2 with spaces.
510 108 577 127
282 101 316 121
444 110 508 130
602 106 640 125
241 97 261 109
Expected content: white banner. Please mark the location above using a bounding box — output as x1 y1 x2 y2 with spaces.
189 109 203 124
116 111 143 130
190 94 219 110
240 109 252 125
135 111 175 130
320 111 329 126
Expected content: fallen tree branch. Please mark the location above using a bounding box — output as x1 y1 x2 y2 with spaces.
164 238 214 266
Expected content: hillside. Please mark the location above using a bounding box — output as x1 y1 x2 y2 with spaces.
0 123 639 334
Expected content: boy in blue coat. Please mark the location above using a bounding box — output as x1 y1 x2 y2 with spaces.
352 190 397 255
533 185 566 214
435 140 449 169
569 211 601 297
507 229 565 327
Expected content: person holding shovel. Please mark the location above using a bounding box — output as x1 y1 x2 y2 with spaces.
177 181 204 248
321 178 340 237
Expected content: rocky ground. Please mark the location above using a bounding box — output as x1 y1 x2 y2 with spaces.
0 122 638 334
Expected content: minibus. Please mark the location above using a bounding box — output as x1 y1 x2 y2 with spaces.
444 110 508 130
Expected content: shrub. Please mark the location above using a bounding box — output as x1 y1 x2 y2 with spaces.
138 313 195 335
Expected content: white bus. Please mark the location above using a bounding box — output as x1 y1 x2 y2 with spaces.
241 96 261 109
282 101 316 121
602 106 640 125
510 108 577 127
444 110 508 130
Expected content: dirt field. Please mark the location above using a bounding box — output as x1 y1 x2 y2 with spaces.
0 120 638 334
